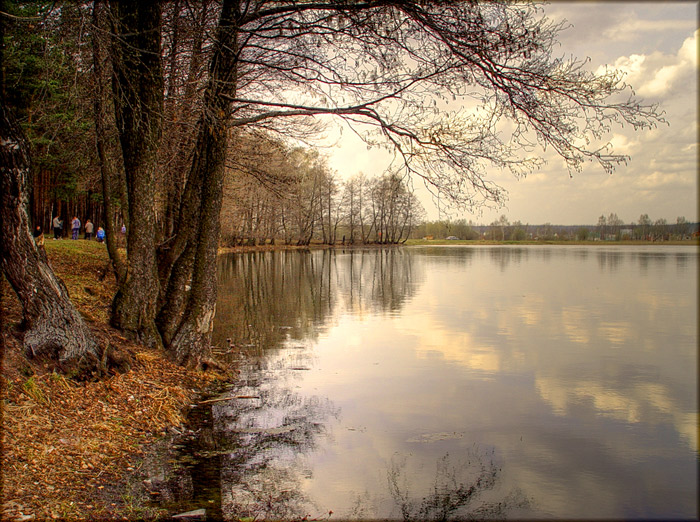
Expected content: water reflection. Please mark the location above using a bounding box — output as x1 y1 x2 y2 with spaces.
206 245 697 520
213 249 421 354
596 249 624 271
488 247 528 272
213 356 340 520
386 450 530 521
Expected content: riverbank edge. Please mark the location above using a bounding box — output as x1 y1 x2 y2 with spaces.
404 238 700 246
218 238 700 251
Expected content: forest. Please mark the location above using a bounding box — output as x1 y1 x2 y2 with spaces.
1 1 663 375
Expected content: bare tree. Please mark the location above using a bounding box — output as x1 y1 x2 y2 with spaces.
366 173 423 244
92 0 127 282
341 173 365 245
638 213 652 240
108 0 164 348
498 214 510 241
597 214 607 240
225 3 662 207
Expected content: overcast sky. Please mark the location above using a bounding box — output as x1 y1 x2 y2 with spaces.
323 2 698 225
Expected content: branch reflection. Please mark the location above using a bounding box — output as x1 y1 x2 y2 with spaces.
212 358 340 520
384 449 530 521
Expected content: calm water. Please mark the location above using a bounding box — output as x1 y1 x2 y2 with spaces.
206 246 698 520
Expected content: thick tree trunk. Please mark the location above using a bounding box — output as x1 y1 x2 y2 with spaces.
0 102 101 375
168 125 227 366
159 0 238 367
108 0 164 348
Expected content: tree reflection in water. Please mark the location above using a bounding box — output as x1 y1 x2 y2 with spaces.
385 449 530 522
205 249 532 520
211 357 340 521
213 248 420 356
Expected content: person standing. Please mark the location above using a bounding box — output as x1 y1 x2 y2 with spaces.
71 216 81 240
52 215 62 240
84 219 94 240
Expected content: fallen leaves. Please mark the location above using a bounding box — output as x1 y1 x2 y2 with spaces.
1 239 232 521
2 353 225 520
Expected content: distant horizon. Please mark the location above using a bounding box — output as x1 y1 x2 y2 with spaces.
416 218 700 228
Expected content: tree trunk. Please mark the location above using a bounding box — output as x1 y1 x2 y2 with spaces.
108 0 164 348
160 0 210 242
0 102 101 376
160 0 238 367
92 0 126 283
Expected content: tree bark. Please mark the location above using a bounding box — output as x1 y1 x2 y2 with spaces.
92 0 126 283
160 0 238 367
108 0 164 348
0 102 101 376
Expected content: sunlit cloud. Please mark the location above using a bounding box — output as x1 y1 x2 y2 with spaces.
635 171 694 190
605 30 698 98
608 133 638 155
679 32 698 66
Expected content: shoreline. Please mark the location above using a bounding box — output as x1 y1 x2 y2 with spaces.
405 238 700 247
217 238 699 253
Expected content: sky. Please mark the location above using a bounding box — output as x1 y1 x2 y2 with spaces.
322 2 699 226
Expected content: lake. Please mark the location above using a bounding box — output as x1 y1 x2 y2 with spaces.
203 245 698 520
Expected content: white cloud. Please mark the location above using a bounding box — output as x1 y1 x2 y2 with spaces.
608 133 638 155
642 63 681 96
679 31 699 66
606 30 699 98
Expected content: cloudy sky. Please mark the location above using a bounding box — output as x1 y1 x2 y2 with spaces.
323 2 698 225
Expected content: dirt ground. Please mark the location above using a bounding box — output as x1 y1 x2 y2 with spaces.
1 240 232 521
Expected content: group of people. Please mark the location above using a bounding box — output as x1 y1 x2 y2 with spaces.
49 216 106 242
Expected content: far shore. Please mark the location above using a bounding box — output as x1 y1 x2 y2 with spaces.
404 238 699 246
217 238 699 254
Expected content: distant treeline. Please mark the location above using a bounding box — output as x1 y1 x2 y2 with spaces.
412 216 699 241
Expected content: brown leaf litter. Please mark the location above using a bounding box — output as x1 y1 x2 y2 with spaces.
1 241 233 520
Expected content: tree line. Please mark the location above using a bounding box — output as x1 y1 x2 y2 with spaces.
413 214 698 241
1 1 663 375
220 135 423 247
